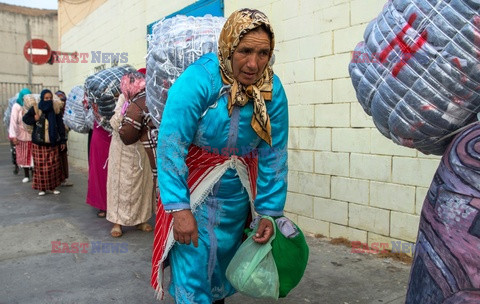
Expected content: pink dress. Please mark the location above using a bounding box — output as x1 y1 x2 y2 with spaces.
9 103 33 168
86 122 111 210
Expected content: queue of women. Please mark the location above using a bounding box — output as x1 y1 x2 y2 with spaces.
6 7 473 304
6 9 293 303
8 75 155 240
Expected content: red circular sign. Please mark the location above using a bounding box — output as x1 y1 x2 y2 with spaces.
23 39 51 65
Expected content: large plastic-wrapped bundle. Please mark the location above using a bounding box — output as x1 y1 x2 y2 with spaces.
84 65 136 131
22 94 40 133
22 94 39 112
3 94 18 128
64 85 91 133
146 15 226 126
348 0 480 155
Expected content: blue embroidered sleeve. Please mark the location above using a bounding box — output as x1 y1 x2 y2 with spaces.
156 56 218 211
254 75 289 216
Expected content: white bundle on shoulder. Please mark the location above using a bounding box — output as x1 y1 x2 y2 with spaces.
349 0 480 155
64 85 92 133
146 14 226 127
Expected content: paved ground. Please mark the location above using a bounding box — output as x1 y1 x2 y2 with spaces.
0 142 411 304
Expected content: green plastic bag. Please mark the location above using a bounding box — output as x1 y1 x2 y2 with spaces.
226 216 279 299
272 216 309 297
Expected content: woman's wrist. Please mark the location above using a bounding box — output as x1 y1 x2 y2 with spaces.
165 208 190 214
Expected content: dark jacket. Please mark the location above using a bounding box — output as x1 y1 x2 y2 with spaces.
23 105 66 147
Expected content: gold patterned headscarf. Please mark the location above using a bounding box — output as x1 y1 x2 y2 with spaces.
218 8 275 146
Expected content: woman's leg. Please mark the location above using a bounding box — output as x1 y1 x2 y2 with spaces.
22 168 30 183
11 142 18 174
111 223 122 237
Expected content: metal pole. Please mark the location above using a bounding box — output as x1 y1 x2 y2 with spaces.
26 18 32 89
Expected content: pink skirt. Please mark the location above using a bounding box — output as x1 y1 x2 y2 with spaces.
16 140 33 168
86 123 112 210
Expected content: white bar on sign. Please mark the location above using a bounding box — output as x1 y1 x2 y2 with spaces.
27 48 48 55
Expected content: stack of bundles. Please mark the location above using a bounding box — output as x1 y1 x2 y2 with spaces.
22 94 40 133
3 94 18 128
64 85 91 133
348 0 480 155
84 65 136 131
146 15 226 127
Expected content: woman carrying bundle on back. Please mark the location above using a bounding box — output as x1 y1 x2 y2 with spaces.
23 89 66 196
151 9 289 304
106 69 155 237
9 88 33 183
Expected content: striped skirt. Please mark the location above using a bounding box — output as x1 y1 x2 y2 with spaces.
16 140 33 168
32 144 62 191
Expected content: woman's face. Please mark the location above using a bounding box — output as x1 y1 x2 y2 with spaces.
44 92 53 101
232 29 271 86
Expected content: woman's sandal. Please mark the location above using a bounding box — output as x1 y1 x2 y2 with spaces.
111 224 122 237
97 210 106 218
136 223 153 232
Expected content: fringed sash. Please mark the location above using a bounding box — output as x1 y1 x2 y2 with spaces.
151 144 258 299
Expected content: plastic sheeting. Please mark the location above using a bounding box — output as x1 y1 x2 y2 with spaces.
84 65 136 131
348 0 480 155
146 15 226 127
21 94 40 134
22 94 39 112
3 94 18 128
64 85 91 134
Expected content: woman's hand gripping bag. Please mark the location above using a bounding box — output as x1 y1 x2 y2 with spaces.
272 216 309 297
226 216 279 299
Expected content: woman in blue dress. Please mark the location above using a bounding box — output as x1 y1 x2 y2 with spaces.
152 8 289 303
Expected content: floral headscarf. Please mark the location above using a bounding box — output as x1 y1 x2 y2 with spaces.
218 8 275 145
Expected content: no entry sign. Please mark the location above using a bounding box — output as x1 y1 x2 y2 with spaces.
23 39 51 65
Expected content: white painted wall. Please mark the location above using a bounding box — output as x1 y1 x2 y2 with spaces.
60 0 196 168
60 0 442 252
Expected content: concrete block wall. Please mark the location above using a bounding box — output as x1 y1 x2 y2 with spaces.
59 0 443 253
225 0 441 253
60 0 196 168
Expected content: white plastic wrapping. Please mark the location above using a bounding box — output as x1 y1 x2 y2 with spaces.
146 15 226 127
64 85 92 133
3 94 18 128
21 94 40 134
22 94 39 112
349 0 480 155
